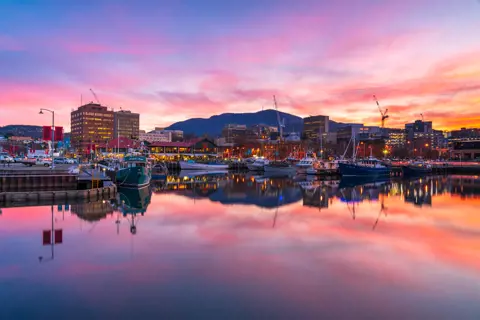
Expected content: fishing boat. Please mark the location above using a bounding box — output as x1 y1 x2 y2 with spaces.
296 151 317 173
179 160 229 170
338 156 391 177
247 158 269 171
115 155 151 188
402 160 432 176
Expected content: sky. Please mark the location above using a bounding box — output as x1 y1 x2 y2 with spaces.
1 0 480 132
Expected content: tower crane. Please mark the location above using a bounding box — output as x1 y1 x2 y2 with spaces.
373 95 389 128
273 95 285 141
90 88 101 105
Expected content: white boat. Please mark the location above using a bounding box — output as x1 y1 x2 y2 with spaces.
296 151 317 173
179 160 229 170
247 158 269 171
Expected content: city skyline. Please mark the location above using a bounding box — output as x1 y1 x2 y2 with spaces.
1 0 480 132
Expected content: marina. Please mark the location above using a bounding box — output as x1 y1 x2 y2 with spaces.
1 173 479 319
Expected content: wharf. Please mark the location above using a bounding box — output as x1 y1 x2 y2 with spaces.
0 164 116 205
390 163 480 176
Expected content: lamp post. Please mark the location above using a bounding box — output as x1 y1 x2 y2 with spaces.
39 108 55 170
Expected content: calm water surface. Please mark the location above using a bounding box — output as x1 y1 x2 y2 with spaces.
1 174 479 319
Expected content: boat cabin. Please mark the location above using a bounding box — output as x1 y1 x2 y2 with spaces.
122 156 148 169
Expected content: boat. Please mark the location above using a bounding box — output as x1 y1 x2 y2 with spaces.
247 158 269 171
338 156 391 177
264 161 297 175
306 160 340 175
115 155 151 188
179 160 229 170
402 161 432 176
296 151 317 173
151 163 168 180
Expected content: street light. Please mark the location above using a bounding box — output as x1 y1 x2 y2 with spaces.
39 108 55 169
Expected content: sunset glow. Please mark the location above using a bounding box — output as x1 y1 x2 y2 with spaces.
1 0 480 131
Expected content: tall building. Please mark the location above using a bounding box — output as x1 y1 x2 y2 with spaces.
303 115 329 141
71 103 114 153
114 110 140 140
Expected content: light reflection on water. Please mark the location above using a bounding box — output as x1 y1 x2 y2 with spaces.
0 174 479 319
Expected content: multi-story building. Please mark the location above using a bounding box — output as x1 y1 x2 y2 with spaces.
139 130 172 143
221 124 248 143
113 110 140 140
385 128 406 148
448 128 480 142
71 103 114 153
302 115 329 141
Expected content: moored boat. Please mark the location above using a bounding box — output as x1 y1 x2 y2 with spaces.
402 161 432 176
264 161 297 175
116 156 151 188
296 151 317 173
247 158 269 171
338 156 391 177
179 160 229 170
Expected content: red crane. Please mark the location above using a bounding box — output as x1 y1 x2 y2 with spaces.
373 95 389 128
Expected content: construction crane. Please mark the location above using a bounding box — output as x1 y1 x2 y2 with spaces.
273 95 285 141
373 95 389 128
90 88 101 105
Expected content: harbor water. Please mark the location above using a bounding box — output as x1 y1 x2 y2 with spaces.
1 174 479 319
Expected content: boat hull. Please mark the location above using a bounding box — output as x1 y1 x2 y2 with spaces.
402 166 432 176
179 161 228 170
338 163 391 177
247 164 265 171
116 166 151 188
264 165 296 175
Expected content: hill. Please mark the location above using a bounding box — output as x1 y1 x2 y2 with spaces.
0 125 43 139
165 109 304 136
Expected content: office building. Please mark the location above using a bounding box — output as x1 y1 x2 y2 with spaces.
114 110 140 140
71 103 114 153
303 115 329 141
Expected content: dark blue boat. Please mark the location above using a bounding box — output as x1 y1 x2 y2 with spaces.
338 157 391 177
402 161 432 176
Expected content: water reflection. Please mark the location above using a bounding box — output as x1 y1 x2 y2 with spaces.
1 174 480 318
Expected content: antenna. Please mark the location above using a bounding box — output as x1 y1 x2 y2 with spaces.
420 113 424 121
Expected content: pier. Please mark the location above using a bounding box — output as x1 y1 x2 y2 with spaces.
0 164 116 206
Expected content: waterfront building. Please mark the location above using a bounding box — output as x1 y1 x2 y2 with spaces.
148 138 218 158
114 110 140 140
98 137 141 154
451 140 480 160
71 103 114 153
302 115 329 141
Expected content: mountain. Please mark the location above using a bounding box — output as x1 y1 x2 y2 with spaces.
0 125 43 138
165 109 303 136
165 110 354 136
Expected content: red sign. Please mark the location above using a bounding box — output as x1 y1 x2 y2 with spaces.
54 127 63 141
42 126 52 141
54 229 63 244
43 230 51 245
42 229 63 245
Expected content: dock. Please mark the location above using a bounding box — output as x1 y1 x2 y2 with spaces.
0 164 117 205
